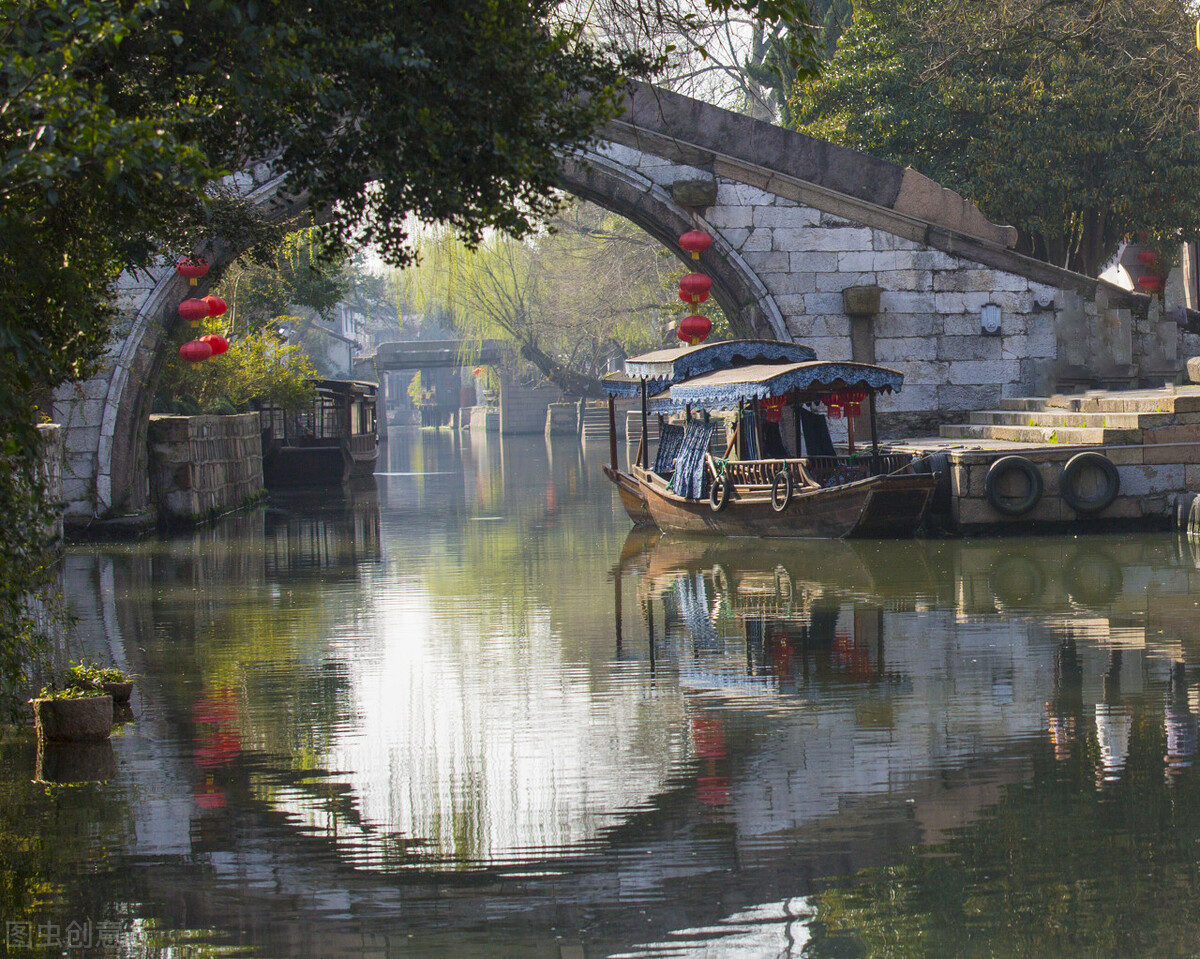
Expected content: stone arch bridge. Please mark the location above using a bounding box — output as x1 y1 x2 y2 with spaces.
55 81 1174 527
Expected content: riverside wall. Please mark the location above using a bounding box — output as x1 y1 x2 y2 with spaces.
147 413 264 526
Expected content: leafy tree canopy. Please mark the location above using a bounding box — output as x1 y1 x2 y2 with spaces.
792 0 1200 276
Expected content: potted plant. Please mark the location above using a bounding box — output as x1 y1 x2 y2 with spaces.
30 686 113 743
68 661 135 706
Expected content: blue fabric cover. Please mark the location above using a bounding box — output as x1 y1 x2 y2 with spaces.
653 423 686 474
669 421 715 500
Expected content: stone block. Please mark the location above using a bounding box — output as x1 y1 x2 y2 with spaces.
774 294 807 315
937 335 1002 362
760 272 814 295
719 183 779 207
721 228 751 250
881 291 937 314
803 293 847 316
671 177 718 207
815 271 874 294
875 233 922 253
791 227 874 252
1118 463 1186 496
837 251 876 273
886 271 934 292
761 208 821 232
876 337 938 362
741 228 773 252
743 251 791 273
791 251 838 273
1143 442 1200 465
706 207 753 230
842 284 882 316
947 359 1019 385
876 312 939 337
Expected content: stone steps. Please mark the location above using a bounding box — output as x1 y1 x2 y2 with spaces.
967 409 1153 429
938 423 1143 445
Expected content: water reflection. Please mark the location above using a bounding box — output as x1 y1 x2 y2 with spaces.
8 432 1200 957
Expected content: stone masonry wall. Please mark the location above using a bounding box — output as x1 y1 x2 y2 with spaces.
594 140 1156 437
147 413 264 525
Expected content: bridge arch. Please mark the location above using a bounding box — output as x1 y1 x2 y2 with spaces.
559 149 785 340
56 82 1155 526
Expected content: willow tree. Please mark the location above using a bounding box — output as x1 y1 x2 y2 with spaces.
792 0 1200 276
402 202 724 395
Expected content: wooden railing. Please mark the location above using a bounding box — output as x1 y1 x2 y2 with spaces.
710 452 914 490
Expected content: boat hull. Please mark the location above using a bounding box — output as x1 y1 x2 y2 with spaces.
633 466 936 538
603 465 655 526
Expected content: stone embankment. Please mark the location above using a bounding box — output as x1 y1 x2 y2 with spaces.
147 413 264 526
894 386 1200 532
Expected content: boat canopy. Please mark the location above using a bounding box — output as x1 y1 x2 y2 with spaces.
647 360 904 412
603 340 818 398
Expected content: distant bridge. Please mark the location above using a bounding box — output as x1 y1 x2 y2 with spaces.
362 339 508 372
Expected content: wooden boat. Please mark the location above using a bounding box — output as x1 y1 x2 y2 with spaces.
259 379 379 487
603 346 936 538
601 340 818 525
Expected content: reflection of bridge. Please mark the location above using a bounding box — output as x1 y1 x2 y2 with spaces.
361 339 508 372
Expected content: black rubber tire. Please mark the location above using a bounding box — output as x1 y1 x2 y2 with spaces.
1060 451 1120 514
771 469 793 512
709 475 730 512
984 455 1043 516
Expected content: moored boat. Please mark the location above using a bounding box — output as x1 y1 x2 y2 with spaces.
259 379 379 487
603 345 937 538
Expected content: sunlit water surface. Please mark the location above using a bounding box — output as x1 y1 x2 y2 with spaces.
6 430 1200 957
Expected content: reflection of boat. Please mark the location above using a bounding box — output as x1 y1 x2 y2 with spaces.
259 379 378 487
603 341 936 538
634 533 940 612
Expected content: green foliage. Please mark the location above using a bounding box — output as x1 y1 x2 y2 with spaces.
155 324 318 415
67 660 133 688
403 201 694 394
792 0 1200 275
36 683 105 700
0 437 57 717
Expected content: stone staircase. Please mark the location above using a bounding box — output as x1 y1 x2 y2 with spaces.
938 388 1200 447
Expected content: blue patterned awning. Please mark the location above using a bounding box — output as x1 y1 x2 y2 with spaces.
623 339 817 383
649 360 903 411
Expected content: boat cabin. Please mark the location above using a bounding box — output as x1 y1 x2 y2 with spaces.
258 379 379 487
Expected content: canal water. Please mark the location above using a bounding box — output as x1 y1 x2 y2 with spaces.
6 429 1200 957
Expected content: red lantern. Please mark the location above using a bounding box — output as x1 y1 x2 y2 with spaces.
176 258 209 286
761 396 786 423
199 334 229 356
178 298 209 327
1138 274 1163 293
677 314 713 346
1136 250 1158 266
838 388 867 417
180 340 213 363
679 230 712 261
678 273 712 304
202 295 227 317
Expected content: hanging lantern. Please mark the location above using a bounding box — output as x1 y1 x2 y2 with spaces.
825 394 843 419
839 388 867 417
1136 250 1158 266
678 273 712 304
176 258 209 286
178 298 209 327
202 295 227 317
760 396 786 423
472 367 484 376
679 230 712 261
179 340 213 363
677 314 713 346
199 334 229 356
1138 274 1163 293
